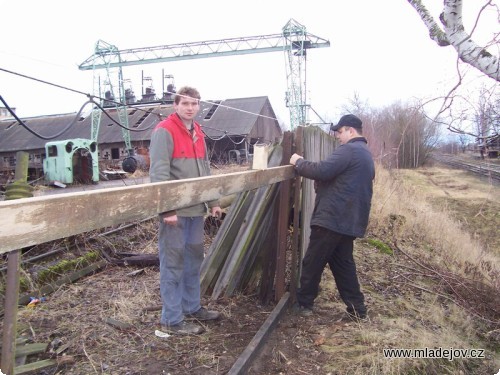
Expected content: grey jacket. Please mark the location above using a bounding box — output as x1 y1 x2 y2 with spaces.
295 137 375 238
149 113 219 217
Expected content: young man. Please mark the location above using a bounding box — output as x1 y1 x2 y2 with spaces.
289 114 375 320
149 86 222 334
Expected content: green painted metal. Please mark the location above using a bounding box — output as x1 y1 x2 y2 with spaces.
43 139 99 184
5 151 33 200
283 19 309 131
78 32 330 70
78 20 330 131
43 41 134 185
91 40 133 155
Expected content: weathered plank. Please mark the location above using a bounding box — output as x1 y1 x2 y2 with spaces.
0 166 295 254
200 191 255 295
16 261 107 307
227 292 291 375
1 151 30 375
13 359 57 374
211 183 279 298
14 343 48 357
275 132 292 300
209 147 284 299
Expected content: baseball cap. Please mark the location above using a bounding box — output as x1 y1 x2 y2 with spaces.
330 114 362 131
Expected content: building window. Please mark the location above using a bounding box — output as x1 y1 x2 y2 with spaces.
48 145 58 157
111 148 120 160
5 121 17 130
204 101 221 120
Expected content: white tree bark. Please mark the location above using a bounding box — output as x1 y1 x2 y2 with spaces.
407 0 499 81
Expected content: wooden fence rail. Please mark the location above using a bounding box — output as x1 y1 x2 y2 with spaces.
0 166 295 255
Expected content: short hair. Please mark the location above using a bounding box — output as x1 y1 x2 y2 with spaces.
343 126 363 136
353 126 363 135
174 86 201 104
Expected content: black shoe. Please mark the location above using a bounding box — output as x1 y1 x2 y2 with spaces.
345 310 368 322
186 307 221 321
291 303 313 317
164 320 205 335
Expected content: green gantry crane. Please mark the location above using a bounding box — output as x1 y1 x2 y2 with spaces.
78 19 330 133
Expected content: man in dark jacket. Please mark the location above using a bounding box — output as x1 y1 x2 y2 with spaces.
289 114 375 320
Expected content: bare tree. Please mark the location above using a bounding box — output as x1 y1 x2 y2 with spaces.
458 133 469 152
358 101 439 169
406 0 499 81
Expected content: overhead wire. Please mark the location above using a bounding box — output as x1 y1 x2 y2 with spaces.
168 90 279 121
0 67 283 143
0 67 160 140
0 95 94 140
92 100 159 132
0 67 166 132
0 67 90 97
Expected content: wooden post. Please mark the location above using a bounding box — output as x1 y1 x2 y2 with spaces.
1 151 31 375
274 132 292 301
290 127 303 302
228 292 290 375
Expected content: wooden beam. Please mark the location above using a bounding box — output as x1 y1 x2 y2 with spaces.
290 127 303 301
275 132 292 301
0 166 295 255
14 343 48 357
13 359 57 374
227 292 290 375
1 151 31 375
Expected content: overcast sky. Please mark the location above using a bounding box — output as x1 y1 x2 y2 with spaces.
0 0 497 130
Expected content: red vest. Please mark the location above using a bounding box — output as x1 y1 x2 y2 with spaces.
155 113 205 159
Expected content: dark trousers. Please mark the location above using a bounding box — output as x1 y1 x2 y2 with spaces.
296 226 366 315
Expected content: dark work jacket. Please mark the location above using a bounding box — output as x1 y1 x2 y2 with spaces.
295 137 375 238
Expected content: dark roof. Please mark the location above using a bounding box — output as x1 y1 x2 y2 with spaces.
0 113 84 152
0 96 282 153
198 96 278 139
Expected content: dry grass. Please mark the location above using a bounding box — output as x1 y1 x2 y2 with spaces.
370 165 499 281
254 163 500 374
352 164 499 373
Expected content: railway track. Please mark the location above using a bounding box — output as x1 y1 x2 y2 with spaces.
431 153 500 182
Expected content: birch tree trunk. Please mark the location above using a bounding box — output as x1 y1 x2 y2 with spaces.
407 0 499 81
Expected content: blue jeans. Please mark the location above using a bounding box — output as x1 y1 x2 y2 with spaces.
158 216 204 326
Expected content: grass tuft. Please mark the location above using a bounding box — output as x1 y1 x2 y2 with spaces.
366 238 394 255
